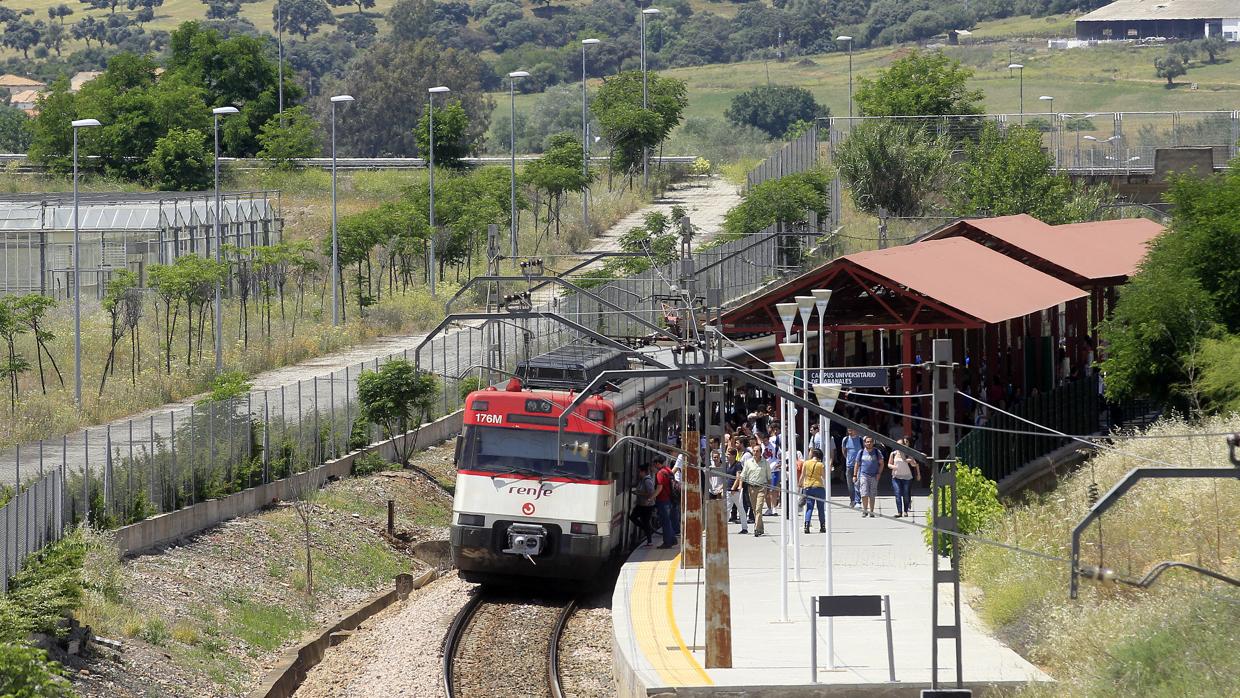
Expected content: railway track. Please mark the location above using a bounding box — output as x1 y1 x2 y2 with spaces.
443 590 578 698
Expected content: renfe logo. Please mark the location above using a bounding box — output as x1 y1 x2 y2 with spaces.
521 502 536 515
508 485 554 500
477 413 503 424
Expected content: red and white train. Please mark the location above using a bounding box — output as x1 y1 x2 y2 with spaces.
450 345 687 584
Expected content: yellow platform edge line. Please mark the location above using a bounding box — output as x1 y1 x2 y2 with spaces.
664 553 714 686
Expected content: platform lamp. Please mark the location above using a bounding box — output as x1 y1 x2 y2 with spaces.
329 94 354 327
212 105 239 374
70 117 100 410
640 7 660 189
771 356 798 623
835 35 853 118
794 295 817 578
427 85 450 297
506 72 528 260
812 381 843 671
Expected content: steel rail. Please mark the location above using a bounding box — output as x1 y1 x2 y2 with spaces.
547 597 578 698
442 591 486 698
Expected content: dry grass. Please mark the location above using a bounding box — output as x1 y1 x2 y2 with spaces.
962 414 1240 697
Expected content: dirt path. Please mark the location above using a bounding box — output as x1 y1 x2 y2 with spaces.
581 175 741 263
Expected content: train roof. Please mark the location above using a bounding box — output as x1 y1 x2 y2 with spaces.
516 344 630 390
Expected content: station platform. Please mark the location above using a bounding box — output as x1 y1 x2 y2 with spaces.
611 493 1052 697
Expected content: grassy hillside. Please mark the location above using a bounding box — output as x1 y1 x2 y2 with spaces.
963 415 1240 697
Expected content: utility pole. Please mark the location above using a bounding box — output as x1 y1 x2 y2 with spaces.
680 216 703 570
703 287 731 668
485 224 503 388
930 338 963 689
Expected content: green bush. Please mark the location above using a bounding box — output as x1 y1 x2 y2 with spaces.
352 452 391 477
457 375 484 401
145 127 212 191
924 461 1003 557
0 643 72 698
0 529 87 644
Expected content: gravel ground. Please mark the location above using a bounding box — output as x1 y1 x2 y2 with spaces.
452 595 567 698
557 594 616 698
294 573 475 698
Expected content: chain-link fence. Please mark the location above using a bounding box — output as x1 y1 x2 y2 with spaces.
0 467 64 594
827 110 1240 173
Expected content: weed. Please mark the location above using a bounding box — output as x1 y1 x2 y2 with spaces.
170 622 201 646
140 618 169 646
222 593 310 654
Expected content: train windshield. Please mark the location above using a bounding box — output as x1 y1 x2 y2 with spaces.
458 426 603 480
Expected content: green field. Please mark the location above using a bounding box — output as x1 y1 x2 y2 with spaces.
492 14 1240 151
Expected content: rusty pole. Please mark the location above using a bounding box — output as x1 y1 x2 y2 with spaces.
683 386 703 569
704 468 732 667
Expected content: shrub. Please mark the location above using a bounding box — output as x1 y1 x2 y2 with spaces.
256 106 321 170
0 643 72 698
145 128 212 191
924 461 1002 557
457 375 484 401
352 451 391 476
0 529 87 644
690 157 711 175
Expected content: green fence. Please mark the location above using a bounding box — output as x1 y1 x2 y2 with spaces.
957 376 1100 483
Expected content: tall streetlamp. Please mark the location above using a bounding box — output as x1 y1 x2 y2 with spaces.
582 38 600 237
774 300 799 620
427 85 450 297
329 94 354 326
641 7 660 189
1039 94 1054 114
212 105 239 374
276 0 283 123
835 35 854 118
506 72 528 260
1008 63 1024 123
812 379 841 670
70 117 100 410
1039 95 1056 167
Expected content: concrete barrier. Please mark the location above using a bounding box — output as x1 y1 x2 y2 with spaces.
113 411 463 556
247 568 438 698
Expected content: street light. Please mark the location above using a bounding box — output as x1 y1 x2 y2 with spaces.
582 38 600 238
329 94 353 327
772 352 798 624
836 36 854 118
506 72 528 260
211 105 239 374
794 295 816 583
1039 94 1054 114
427 85 450 297
1008 63 1024 123
641 7 660 189
70 117 100 410
809 287 834 669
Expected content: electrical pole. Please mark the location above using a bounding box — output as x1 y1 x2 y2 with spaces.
703 286 732 668
930 338 963 689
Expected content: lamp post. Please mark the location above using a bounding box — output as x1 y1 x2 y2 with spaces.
794 295 816 581
811 380 841 670
506 72 528 260
427 85 450 297
70 117 100 410
774 300 799 620
212 105 239 374
329 95 353 327
641 7 660 190
582 38 599 237
779 341 803 587
1008 63 1024 123
835 35 854 118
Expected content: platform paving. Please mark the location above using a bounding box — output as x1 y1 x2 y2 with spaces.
614 491 1051 696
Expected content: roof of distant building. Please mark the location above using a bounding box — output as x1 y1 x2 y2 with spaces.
1078 0 1239 22
70 71 103 92
0 74 45 89
9 89 42 105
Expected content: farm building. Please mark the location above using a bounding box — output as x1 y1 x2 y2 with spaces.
1076 0 1240 41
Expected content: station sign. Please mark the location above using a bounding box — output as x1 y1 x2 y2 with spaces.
805 367 889 389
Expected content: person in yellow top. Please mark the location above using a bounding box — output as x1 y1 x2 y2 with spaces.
799 447 827 534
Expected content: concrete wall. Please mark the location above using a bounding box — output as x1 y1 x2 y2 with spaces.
113 410 463 556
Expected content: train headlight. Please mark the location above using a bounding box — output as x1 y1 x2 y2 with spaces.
570 522 597 535
457 513 485 527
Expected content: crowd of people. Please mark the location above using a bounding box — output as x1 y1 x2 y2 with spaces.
628 399 927 549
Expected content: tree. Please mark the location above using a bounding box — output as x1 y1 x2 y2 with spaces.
26 78 76 173
41 21 66 56
1154 55 1186 87
0 298 29 413
721 169 831 239
1169 41 1196 65
854 49 984 117
146 127 212 190
591 70 688 180
48 4 74 24
256 106 320 168
78 0 122 14
11 294 63 395
98 270 141 396
951 123 1106 225
1195 35 1226 64
522 132 591 239
0 644 73 698
71 16 105 47
2 19 41 59
275 0 334 41
0 105 31 153
725 85 824 140
327 0 374 14
202 0 241 20
331 37 492 157
334 12 376 44
414 100 472 167
834 119 952 217
357 360 439 466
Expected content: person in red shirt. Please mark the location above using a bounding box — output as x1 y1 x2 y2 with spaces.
653 456 679 549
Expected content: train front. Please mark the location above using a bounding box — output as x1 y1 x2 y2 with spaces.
450 382 618 584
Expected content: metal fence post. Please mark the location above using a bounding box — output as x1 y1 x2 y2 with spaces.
188 406 195 505
313 376 320 465
329 372 336 459
128 419 134 523
263 392 270 483
60 435 67 535
170 411 177 508
149 415 157 512
105 425 112 522
83 430 89 525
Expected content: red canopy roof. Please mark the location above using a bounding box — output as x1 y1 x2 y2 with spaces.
927 214 1164 284
842 238 1088 325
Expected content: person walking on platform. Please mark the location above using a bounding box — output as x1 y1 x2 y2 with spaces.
887 437 919 518
628 462 657 546
725 447 745 523
740 442 769 536
854 436 885 518
800 448 827 533
653 456 679 548
842 428 864 508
